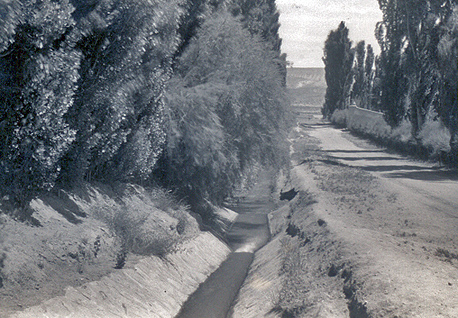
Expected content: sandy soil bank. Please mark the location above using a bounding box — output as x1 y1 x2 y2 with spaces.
232 114 458 318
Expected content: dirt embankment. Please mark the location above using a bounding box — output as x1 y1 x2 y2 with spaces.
10 232 230 318
232 122 458 318
0 183 231 318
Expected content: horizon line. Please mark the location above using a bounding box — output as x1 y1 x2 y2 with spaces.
287 66 324 69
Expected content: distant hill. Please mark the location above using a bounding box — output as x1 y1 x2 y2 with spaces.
287 68 326 107
286 67 325 89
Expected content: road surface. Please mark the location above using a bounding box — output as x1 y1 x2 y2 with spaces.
282 106 458 317
306 123 458 251
180 106 458 317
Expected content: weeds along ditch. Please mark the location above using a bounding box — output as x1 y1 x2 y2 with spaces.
268 166 379 318
0 182 200 317
266 188 357 318
263 127 384 317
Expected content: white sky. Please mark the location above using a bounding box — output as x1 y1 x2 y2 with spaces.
277 0 383 67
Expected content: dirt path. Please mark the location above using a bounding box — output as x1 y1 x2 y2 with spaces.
175 172 275 318
231 109 458 317
291 114 458 317
307 124 458 251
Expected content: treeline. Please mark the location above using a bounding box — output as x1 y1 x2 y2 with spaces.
0 0 289 220
322 2 458 161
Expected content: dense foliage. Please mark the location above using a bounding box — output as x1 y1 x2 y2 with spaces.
62 0 184 185
323 3 458 162
351 41 376 111
0 0 289 220
376 1 457 155
230 0 286 85
322 22 354 119
0 0 80 212
162 11 289 218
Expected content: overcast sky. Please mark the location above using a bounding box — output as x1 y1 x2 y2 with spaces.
277 0 383 68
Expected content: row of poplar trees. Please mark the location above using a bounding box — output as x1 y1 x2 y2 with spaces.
323 1 458 161
0 0 289 220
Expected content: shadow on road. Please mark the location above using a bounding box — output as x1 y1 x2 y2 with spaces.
321 150 458 182
323 149 386 153
328 155 402 161
385 169 458 182
361 165 434 173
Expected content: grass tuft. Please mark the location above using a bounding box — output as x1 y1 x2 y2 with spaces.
90 184 199 258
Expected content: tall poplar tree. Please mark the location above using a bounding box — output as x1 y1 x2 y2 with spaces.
322 21 354 119
0 0 79 213
364 44 375 110
230 0 286 85
375 0 408 127
351 40 366 107
437 6 458 162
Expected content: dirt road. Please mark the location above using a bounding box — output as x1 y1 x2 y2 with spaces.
231 108 458 317
306 122 458 254
289 111 458 317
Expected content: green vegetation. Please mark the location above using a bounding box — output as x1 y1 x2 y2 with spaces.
163 11 289 219
323 3 458 163
0 0 289 221
322 22 354 119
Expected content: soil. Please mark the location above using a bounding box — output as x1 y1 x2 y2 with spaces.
10 232 230 318
231 104 458 317
0 183 202 318
176 170 277 318
4 67 458 317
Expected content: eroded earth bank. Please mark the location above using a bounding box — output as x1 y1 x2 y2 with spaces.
4 68 458 318
231 109 458 318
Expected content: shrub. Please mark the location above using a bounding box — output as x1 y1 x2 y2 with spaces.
90 184 198 257
163 11 289 217
330 109 347 127
419 118 451 156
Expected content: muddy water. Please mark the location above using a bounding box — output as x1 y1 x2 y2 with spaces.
175 175 275 318
226 202 272 253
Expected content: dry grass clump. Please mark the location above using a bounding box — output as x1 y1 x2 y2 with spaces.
273 236 310 315
419 118 451 155
0 182 199 315
90 184 199 258
330 109 347 127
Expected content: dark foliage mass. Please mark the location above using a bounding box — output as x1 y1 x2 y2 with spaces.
161 10 289 219
322 22 354 119
0 0 289 220
376 0 458 156
323 2 458 162
230 0 287 86
0 0 80 215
